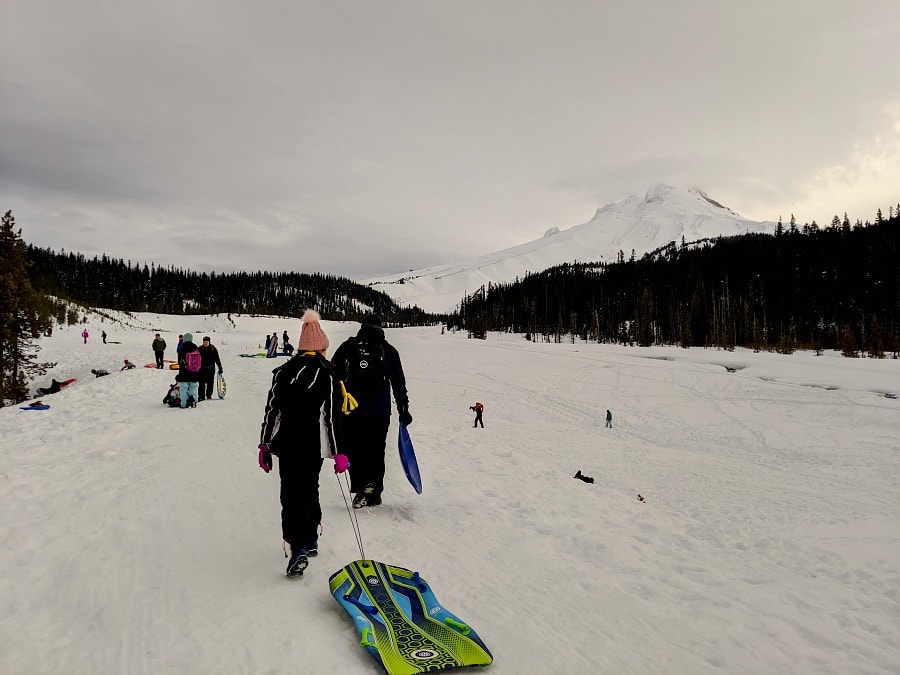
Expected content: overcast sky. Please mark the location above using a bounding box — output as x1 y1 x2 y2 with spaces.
3 1 899 279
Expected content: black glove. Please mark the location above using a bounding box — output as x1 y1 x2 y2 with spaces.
398 405 413 427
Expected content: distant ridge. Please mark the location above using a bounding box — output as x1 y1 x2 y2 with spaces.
365 184 773 313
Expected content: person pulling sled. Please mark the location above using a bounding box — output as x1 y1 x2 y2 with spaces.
258 310 349 577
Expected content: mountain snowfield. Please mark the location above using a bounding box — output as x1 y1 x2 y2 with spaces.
1 312 898 674
365 185 774 313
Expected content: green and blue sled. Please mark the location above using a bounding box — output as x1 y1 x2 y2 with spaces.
329 559 492 674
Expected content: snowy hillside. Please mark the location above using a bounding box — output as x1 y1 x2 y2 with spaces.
1 313 898 674
365 185 773 313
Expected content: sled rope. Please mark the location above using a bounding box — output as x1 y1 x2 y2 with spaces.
335 472 366 560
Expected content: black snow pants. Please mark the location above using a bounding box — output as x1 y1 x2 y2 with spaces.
343 415 391 497
278 453 325 550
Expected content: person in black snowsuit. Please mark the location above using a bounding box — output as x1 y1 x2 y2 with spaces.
605 409 613 428
331 314 412 509
197 336 223 401
258 310 346 577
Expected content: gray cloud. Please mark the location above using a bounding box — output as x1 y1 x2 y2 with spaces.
3 1 899 278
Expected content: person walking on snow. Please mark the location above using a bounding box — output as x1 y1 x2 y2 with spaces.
81 329 89 344
175 333 200 408
197 336 223 401
470 401 484 428
258 310 348 577
101 330 107 344
152 333 167 369
332 314 412 509
606 409 613 428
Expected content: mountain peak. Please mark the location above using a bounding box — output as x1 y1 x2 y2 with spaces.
366 185 770 312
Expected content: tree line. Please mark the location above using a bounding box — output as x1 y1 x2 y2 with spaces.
451 208 900 357
24 246 433 326
1 212 434 404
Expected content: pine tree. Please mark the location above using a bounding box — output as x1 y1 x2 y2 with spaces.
0 211 52 405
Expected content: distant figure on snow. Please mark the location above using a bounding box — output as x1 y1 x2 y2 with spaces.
121 359 136 371
605 409 612 428
163 382 181 407
176 333 201 408
283 330 289 346
470 401 484 428
176 335 184 357
197 336 223 402
152 333 167 369
81 329 89 344
265 334 272 350
101 330 107 344
91 369 110 378
37 379 63 394
283 341 294 356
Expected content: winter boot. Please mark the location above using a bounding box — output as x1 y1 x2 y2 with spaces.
352 483 382 509
286 548 309 577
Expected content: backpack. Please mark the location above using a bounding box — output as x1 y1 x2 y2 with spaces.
185 350 202 373
344 338 386 401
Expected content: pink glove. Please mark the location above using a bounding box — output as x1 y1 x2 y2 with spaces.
334 454 350 473
258 444 273 473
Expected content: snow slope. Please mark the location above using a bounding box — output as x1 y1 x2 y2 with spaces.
365 185 773 313
1 315 898 674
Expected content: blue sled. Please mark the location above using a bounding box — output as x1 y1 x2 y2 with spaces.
330 560 492 674
398 425 422 494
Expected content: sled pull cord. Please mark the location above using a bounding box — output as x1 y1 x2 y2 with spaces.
335 471 367 560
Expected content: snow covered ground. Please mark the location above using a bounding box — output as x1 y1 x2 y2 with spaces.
1 313 898 674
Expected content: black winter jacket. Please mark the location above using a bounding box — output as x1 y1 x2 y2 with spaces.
331 324 409 417
198 344 222 371
259 352 343 459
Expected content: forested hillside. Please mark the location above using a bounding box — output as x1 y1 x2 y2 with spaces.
452 210 900 356
24 247 433 325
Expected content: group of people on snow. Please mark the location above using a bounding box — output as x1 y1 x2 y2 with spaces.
264 330 295 356
172 333 223 408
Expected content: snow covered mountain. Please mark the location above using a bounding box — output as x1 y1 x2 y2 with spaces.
365 184 773 313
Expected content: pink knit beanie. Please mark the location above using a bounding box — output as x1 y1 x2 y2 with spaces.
298 310 329 352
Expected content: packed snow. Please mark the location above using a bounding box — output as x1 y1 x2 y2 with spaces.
1 312 898 674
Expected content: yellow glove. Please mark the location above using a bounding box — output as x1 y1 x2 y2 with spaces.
340 381 358 414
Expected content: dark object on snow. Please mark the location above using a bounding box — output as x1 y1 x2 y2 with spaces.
36 379 62 395
163 383 181 407
637 494 645 502
574 470 594 484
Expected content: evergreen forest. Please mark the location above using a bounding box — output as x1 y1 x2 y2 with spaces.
450 210 900 357
24 246 432 326
4 203 899 405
